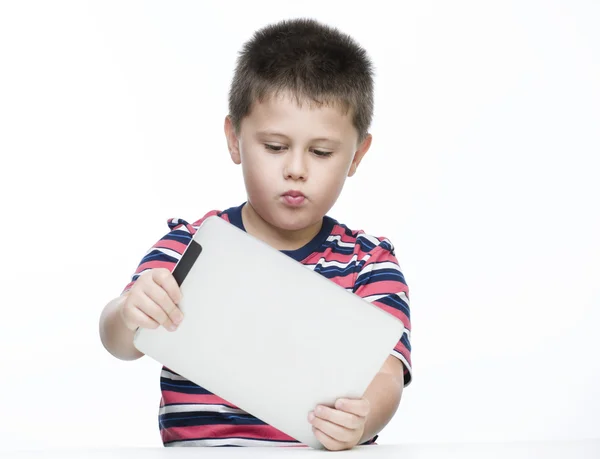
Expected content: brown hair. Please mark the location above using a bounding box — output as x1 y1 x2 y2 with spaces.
228 18 375 143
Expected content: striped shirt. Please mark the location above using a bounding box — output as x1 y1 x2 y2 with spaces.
122 202 412 447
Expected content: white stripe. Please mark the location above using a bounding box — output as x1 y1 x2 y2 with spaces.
325 235 355 248
315 254 359 269
170 221 193 233
398 291 410 307
161 369 188 380
167 438 302 447
152 247 182 260
360 252 374 264
357 233 381 247
159 404 246 416
362 294 388 303
358 261 401 276
133 267 152 278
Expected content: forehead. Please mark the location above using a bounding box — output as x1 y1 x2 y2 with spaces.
242 90 356 142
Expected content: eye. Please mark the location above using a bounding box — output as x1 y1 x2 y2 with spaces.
264 144 332 157
264 144 284 152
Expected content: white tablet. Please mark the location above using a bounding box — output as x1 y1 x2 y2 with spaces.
133 216 404 449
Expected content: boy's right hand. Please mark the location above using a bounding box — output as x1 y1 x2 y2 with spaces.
119 268 184 332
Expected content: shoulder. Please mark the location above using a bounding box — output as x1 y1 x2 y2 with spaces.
121 209 229 294
327 217 398 260
164 209 227 236
152 209 227 255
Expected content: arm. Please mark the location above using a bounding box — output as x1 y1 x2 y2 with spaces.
98 292 145 361
309 240 411 450
359 355 404 443
99 217 200 361
309 355 404 450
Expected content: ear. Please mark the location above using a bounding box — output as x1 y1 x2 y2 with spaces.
347 133 372 177
224 115 241 165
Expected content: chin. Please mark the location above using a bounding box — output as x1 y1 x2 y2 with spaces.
269 214 308 231
269 207 318 232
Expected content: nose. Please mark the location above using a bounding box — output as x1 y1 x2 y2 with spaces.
283 149 307 181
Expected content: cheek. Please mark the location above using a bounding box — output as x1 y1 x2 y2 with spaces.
320 160 351 188
241 151 274 191
309 161 350 206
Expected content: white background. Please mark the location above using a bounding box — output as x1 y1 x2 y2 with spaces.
1 0 599 450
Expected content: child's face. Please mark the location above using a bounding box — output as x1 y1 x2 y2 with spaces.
225 90 371 233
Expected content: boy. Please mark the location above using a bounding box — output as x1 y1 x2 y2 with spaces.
99 17 412 450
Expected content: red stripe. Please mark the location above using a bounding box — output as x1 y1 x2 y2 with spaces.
168 222 195 234
135 260 177 273
357 280 408 298
330 225 364 243
161 424 297 443
154 239 188 254
393 343 412 368
191 210 222 227
161 390 240 409
327 273 356 289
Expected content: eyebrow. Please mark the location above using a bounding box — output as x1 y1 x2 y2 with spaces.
256 131 342 146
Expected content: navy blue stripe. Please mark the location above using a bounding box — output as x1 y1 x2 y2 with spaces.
313 260 366 277
400 332 412 352
354 269 407 288
325 237 378 254
322 243 355 255
160 380 213 395
379 240 393 252
376 293 411 318
159 412 266 429
160 377 207 388
163 230 193 243
355 237 377 251
167 219 192 230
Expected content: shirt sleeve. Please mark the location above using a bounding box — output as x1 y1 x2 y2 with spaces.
352 240 412 386
120 218 196 295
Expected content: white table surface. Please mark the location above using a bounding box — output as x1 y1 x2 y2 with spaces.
4 440 599 459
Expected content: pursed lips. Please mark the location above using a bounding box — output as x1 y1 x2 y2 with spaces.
281 190 307 206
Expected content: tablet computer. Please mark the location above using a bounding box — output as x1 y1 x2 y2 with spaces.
133 216 404 449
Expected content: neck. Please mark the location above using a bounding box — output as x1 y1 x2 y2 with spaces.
241 202 323 251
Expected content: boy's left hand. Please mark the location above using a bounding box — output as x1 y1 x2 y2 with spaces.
308 398 371 451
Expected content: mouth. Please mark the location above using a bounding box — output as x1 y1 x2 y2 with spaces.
281 190 306 206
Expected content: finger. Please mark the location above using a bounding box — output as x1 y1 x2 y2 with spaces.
312 405 362 430
145 279 183 326
309 415 355 444
335 398 370 417
152 268 183 305
122 303 160 330
312 426 347 451
136 292 177 331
